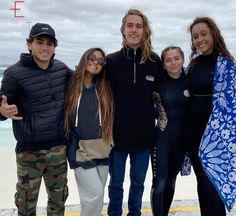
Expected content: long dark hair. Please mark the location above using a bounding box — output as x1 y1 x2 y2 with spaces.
188 16 234 73
64 48 113 144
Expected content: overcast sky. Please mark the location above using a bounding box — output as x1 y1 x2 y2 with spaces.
0 0 235 68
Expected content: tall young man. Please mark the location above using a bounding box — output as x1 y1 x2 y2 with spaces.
106 9 163 216
0 23 73 216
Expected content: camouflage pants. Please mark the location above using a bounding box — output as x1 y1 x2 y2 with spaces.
15 145 68 216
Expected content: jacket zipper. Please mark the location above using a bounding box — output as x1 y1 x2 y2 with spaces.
134 49 136 83
45 71 59 112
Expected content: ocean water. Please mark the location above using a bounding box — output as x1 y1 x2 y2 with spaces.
0 119 15 152
0 75 16 152
0 128 16 153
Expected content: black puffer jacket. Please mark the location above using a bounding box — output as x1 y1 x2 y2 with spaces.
106 47 163 151
0 53 73 153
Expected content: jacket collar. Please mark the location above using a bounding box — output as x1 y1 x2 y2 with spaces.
122 46 142 61
20 53 54 70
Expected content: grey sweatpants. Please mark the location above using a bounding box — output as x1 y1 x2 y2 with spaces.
74 165 109 216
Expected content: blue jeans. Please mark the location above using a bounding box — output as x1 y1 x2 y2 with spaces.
108 149 150 216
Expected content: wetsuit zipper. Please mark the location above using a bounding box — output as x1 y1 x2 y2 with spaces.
134 49 136 83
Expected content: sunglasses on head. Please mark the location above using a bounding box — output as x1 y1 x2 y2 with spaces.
88 54 106 66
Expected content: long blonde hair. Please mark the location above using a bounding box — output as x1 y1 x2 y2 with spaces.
120 8 153 63
64 48 113 144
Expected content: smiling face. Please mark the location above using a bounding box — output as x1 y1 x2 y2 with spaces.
84 50 105 85
163 49 184 79
191 22 214 55
27 36 55 69
122 14 144 49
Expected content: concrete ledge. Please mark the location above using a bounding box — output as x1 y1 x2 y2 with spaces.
1 200 235 216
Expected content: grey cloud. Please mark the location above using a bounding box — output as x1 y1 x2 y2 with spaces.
0 0 235 68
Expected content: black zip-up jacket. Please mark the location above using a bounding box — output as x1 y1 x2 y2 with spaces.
106 47 163 151
0 53 73 153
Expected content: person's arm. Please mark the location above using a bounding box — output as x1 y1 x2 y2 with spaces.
68 67 74 78
0 70 22 120
66 130 79 169
65 65 74 80
66 113 79 169
0 96 7 120
153 92 168 130
105 55 115 92
155 54 165 91
0 95 22 120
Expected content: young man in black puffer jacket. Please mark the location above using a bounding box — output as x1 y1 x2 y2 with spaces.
0 23 73 216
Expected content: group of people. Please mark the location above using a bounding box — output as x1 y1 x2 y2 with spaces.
0 7 235 216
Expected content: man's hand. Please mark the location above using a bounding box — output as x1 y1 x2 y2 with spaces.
0 95 23 120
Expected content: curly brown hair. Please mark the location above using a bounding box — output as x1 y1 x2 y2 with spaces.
188 16 234 72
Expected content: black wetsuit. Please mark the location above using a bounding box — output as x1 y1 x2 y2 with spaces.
184 53 226 216
151 71 189 216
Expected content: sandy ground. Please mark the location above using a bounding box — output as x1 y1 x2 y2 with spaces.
0 151 198 209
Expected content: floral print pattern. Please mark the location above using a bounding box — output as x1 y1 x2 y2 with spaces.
153 92 168 131
199 56 236 212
